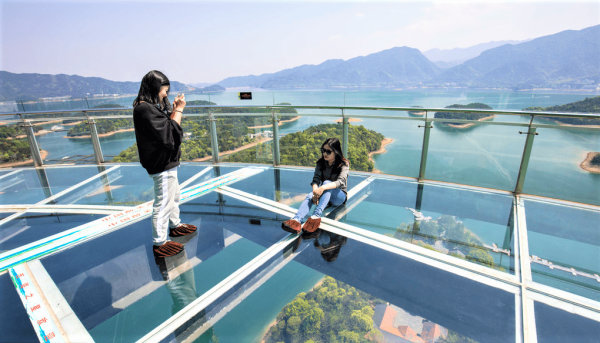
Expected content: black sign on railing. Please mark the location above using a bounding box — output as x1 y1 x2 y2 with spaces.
238 92 252 100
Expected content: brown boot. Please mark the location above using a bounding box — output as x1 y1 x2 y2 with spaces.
302 217 321 233
170 223 197 237
153 241 184 257
282 219 301 233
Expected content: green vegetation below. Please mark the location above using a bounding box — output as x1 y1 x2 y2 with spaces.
434 103 494 121
0 138 33 163
263 276 382 343
226 123 384 172
113 100 298 162
524 96 600 126
264 275 480 343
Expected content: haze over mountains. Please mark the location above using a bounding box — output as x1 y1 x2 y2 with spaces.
423 40 527 69
217 25 599 91
1 25 598 102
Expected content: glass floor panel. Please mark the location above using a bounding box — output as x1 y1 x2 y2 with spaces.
0 213 100 252
525 199 600 301
52 165 154 206
0 273 38 342
161 231 516 343
0 166 102 205
40 206 289 342
339 178 516 273
534 301 600 343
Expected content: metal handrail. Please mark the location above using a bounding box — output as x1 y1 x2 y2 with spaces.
2 104 600 119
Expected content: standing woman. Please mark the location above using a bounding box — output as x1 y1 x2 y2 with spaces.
133 70 197 258
282 138 349 233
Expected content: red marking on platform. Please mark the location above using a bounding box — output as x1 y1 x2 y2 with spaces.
30 304 40 312
20 282 29 289
15 273 24 278
25 293 34 299
120 217 130 223
43 332 55 340
37 317 47 325
132 213 141 219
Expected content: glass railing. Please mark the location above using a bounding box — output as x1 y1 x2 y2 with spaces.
2 95 599 206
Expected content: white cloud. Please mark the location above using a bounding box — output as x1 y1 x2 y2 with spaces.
329 34 342 40
355 12 364 18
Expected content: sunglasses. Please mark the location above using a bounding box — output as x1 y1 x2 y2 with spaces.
320 148 333 155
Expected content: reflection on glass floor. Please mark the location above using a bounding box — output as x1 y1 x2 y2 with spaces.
0 163 598 343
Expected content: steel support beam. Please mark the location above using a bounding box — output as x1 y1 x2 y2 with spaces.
88 117 105 164
515 120 537 194
208 111 219 164
342 109 349 157
271 109 280 166
22 120 43 167
418 114 432 181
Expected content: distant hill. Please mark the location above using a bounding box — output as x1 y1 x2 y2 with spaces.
0 71 189 101
434 25 600 89
524 96 600 126
218 47 440 89
423 40 526 67
187 84 225 94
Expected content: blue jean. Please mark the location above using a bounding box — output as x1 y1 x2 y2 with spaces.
293 180 347 222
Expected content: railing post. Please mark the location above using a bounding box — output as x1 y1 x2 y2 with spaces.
515 117 538 194
22 120 43 167
271 108 280 166
342 108 349 157
418 112 432 181
208 110 219 163
87 116 105 164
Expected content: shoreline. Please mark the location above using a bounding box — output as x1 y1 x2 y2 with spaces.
193 136 273 162
0 150 48 168
333 117 363 123
549 118 600 129
444 114 496 128
65 127 135 139
248 116 301 129
369 138 394 174
580 152 600 174
260 276 325 343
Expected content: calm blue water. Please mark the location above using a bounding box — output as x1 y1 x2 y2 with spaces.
7 90 600 205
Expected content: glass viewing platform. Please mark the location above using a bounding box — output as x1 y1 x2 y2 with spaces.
0 91 598 342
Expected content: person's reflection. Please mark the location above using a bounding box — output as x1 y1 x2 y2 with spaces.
153 231 206 341
311 229 347 262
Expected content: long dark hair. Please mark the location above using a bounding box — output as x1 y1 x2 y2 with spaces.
133 70 172 113
317 137 349 172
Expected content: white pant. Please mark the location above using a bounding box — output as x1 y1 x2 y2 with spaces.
150 167 181 246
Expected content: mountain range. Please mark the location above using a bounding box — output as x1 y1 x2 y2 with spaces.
423 40 527 69
0 72 189 102
217 25 599 90
1 25 598 101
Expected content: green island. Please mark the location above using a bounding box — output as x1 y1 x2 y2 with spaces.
0 124 45 164
523 95 600 126
407 106 425 116
67 104 131 137
0 138 35 164
113 100 298 163
434 103 495 128
392 215 503 271
263 275 477 343
225 123 384 172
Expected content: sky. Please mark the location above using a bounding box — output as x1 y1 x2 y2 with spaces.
1 0 599 84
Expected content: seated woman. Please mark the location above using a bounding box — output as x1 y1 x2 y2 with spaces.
282 138 349 233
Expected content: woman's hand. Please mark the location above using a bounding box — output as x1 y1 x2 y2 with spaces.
312 187 324 204
173 93 186 112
